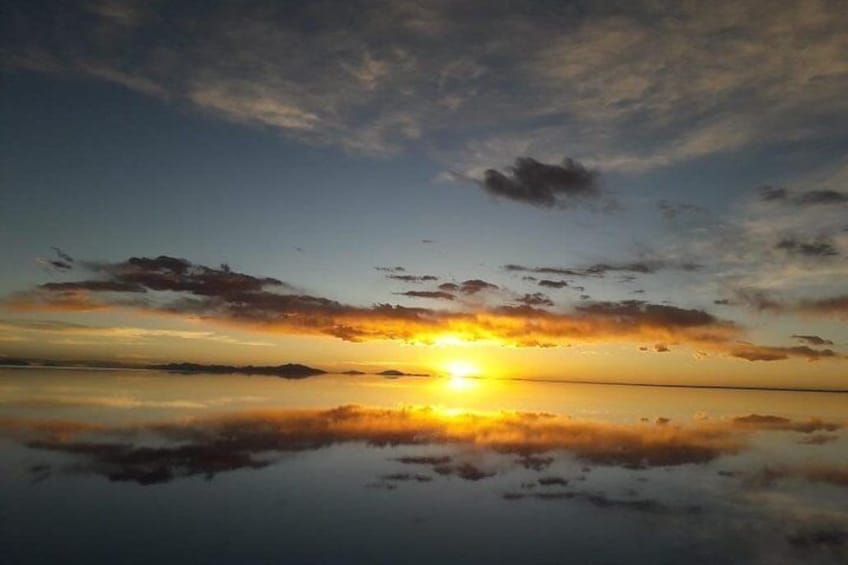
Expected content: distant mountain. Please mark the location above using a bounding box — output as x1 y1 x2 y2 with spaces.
153 362 326 378
341 370 367 375
377 369 429 377
0 358 30 366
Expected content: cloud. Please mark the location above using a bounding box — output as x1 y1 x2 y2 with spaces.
792 335 834 346
760 186 848 207
538 280 570 289
396 291 455 301
1 405 757 484
730 289 848 320
6 1 848 170
457 279 498 295
797 295 848 320
387 274 439 283
476 157 603 209
515 293 554 307
729 344 839 362
504 260 700 279
3 253 842 361
775 237 839 257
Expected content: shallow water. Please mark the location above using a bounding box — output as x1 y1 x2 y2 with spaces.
1 368 846 564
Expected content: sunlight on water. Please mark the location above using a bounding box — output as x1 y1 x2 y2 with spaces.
1 368 847 564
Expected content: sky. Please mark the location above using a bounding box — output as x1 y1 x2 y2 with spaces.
1 0 847 388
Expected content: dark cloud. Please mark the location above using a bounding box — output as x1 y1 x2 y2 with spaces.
458 279 498 295
729 345 838 362
574 300 719 328
515 293 554 307
375 266 406 273
479 157 602 208
792 334 834 346
387 274 439 283
727 289 848 320
654 344 670 352
775 237 839 257
86 255 288 296
51 247 75 263
437 282 459 292
505 264 587 277
396 290 455 301
538 279 570 289
537 476 569 486
731 287 784 312
504 260 700 279
45 260 73 271
759 186 848 206
37 248 76 271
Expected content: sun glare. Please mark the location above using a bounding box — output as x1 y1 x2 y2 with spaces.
446 360 478 378
445 360 479 391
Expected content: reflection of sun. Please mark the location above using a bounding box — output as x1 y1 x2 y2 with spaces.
445 360 479 391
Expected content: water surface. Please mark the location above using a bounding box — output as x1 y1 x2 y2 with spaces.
1 368 846 564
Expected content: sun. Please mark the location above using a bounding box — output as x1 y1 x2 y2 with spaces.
446 360 478 378
444 360 480 391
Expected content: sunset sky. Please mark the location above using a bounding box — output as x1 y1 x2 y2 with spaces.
2 0 847 388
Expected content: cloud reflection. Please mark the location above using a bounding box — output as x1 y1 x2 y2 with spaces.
2 406 844 486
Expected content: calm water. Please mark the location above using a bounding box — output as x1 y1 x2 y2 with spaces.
1 368 846 564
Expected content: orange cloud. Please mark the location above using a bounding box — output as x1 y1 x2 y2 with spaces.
3 254 842 362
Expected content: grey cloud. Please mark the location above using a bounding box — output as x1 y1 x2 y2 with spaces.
515 293 554 307
775 237 839 257
759 186 848 207
387 274 439 283
505 260 700 279
792 335 834 346
396 290 455 301
538 280 570 289
6 1 848 169
51 247 74 264
729 345 838 362
479 157 603 209
458 279 498 295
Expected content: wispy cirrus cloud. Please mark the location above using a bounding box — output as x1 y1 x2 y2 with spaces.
5 0 848 171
